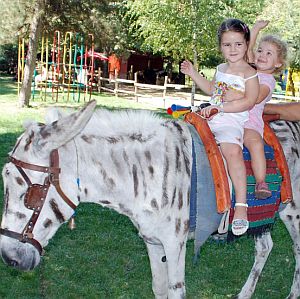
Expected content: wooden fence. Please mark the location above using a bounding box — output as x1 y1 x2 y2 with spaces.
89 69 300 106
95 71 189 105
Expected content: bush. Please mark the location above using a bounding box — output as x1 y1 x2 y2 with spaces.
0 44 18 74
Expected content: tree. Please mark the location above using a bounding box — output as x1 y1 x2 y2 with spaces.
0 1 31 45
18 0 45 107
258 0 300 69
0 44 18 74
0 0 128 107
126 0 265 67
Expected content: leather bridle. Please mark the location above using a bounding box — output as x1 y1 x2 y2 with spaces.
0 149 77 256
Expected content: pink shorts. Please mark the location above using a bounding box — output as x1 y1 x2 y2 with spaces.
244 117 264 137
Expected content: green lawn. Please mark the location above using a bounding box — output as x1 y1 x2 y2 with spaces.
0 76 295 299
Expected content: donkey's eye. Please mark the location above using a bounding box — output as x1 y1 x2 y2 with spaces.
5 169 10 176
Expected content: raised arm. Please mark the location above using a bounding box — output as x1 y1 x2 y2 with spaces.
247 20 269 63
180 60 215 95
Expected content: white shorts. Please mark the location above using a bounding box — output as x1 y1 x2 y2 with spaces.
207 113 247 148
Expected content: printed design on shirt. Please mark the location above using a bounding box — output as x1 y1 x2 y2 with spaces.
211 81 229 105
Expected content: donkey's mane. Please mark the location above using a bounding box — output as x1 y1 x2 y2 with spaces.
83 109 166 137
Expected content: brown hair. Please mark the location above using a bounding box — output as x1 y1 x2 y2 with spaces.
259 35 288 72
217 18 250 47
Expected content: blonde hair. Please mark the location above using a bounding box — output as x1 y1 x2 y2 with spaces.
259 35 288 73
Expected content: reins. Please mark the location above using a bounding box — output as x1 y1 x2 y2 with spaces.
0 149 77 256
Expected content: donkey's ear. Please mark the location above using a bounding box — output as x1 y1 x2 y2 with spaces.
36 100 96 151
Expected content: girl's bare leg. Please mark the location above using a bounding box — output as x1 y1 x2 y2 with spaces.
220 143 247 221
244 128 271 199
244 128 266 183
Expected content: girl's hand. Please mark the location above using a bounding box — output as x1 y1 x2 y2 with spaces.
180 60 196 76
199 105 220 120
253 20 269 31
223 88 244 102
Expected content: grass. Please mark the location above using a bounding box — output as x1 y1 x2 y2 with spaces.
0 76 296 298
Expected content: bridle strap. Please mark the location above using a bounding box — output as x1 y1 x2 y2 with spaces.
0 228 43 256
15 165 32 186
49 150 77 210
9 156 60 174
0 149 77 255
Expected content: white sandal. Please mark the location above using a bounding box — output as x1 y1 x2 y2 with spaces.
232 203 249 236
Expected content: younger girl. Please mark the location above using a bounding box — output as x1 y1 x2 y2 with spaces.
181 19 259 235
244 20 288 198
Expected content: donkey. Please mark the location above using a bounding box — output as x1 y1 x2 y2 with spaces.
0 100 299 299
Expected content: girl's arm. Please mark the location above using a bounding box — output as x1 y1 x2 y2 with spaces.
224 83 269 104
223 76 259 112
247 20 269 63
264 103 300 121
256 84 270 104
180 60 215 95
200 76 259 118
223 88 244 102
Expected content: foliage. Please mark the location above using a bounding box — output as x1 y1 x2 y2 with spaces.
126 0 266 67
258 0 300 69
0 0 32 45
0 0 132 107
0 44 18 74
126 0 219 63
0 0 130 55
42 0 127 54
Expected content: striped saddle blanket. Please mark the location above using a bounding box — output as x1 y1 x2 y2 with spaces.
228 144 282 238
188 124 284 253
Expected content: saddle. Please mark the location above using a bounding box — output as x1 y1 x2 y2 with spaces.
185 112 293 215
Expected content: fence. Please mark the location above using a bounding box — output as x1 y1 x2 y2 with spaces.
31 67 300 105
95 70 300 105
96 71 189 107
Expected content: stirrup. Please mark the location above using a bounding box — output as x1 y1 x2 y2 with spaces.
232 203 249 236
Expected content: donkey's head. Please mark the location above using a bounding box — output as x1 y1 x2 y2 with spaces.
0 101 96 270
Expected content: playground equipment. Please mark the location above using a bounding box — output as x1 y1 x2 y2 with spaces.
286 69 300 98
17 38 25 95
18 31 108 102
167 103 218 119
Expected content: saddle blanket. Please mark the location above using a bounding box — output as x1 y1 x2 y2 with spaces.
188 125 283 254
228 145 282 237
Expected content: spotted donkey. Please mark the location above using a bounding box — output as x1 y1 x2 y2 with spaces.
0 101 299 299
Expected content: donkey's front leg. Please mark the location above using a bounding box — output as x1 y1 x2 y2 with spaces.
163 238 187 299
145 242 168 299
237 232 273 299
280 203 300 299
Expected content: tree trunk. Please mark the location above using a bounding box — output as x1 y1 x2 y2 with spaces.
190 0 198 106
19 0 45 107
191 33 198 107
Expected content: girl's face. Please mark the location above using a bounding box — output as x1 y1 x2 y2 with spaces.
220 31 248 64
255 41 282 73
